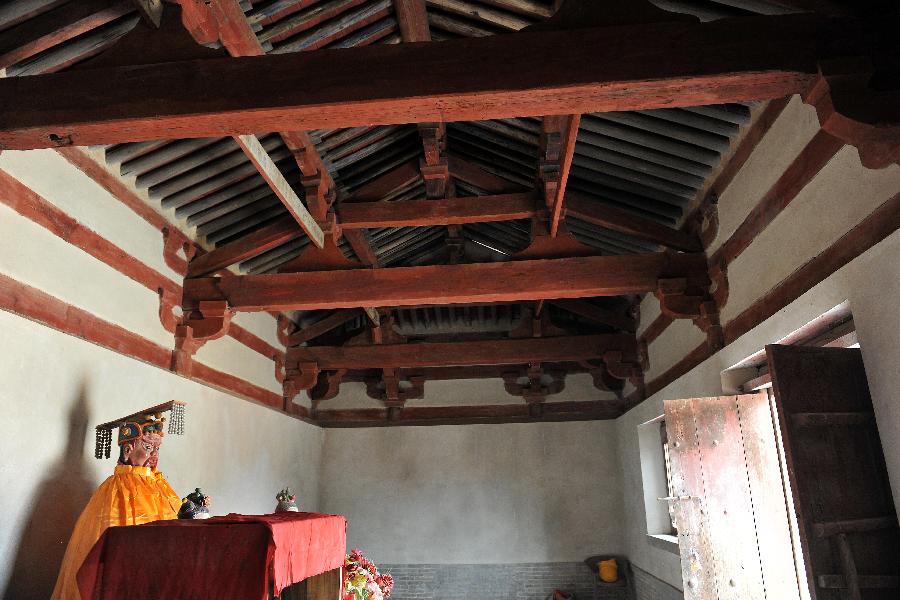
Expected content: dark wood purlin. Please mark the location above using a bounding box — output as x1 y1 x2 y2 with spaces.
767 345 900 600
288 333 639 369
0 14 868 149
317 400 622 427
183 252 711 311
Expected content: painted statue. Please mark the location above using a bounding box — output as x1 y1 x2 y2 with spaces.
51 401 186 600
275 487 299 512
178 488 212 519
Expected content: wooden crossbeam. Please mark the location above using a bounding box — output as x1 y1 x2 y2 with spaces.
565 192 701 252
339 193 542 229
317 400 622 426
288 334 637 369
447 156 522 194
0 14 861 148
183 252 709 312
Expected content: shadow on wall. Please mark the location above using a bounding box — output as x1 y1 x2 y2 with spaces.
3 382 95 600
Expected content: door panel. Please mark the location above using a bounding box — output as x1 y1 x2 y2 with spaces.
768 344 900 600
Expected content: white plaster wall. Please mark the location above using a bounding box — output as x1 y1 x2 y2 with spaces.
0 309 324 600
0 151 284 392
615 109 900 589
319 421 624 565
616 229 900 590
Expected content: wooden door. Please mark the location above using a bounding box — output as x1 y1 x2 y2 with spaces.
768 344 900 600
664 393 803 600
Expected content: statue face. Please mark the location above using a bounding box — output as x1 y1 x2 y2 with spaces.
122 432 163 468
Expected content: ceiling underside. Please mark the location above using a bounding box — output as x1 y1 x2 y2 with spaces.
0 0 812 417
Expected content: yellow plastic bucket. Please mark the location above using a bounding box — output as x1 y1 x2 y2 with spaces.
598 558 618 583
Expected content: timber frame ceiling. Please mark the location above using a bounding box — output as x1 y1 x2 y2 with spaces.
0 0 897 426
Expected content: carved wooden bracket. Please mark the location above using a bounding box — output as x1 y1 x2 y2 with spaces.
603 351 644 381
502 363 566 403
420 160 450 199
309 369 347 416
157 287 180 333
277 315 296 347
283 361 321 406
514 223 598 260
162 226 196 276
693 300 725 352
171 300 233 374
655 277 706 319
278 231 361 272
274 353 286 384
684 195 719 250
365 369 425 407
708 255 729 310
803 58 900 170
419 123 449 199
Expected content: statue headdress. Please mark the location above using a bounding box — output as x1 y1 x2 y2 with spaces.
94 400 186 459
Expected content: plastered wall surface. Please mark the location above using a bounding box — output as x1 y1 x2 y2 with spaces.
320 421 624 565
0 151 317 599
616 94 900 589
0 149 285 393
0 309 324 600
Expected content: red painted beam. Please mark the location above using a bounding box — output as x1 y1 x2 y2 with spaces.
289 334 638 369
317 400 622 426
338 193 542 229
0 14 860 149
350 160 421 202
183 252 710 312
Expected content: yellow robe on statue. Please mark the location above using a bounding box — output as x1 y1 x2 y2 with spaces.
51 464 180 600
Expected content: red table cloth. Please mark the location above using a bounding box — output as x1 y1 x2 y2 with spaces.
76 512 346 600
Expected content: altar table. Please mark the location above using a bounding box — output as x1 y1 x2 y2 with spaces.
76 512 346 600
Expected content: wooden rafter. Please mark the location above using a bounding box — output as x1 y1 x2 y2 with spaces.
186 216 300 277
392 0 430 42
234 134 324 247
185 0 330 247
0 14 865 149
183 252 709 312
288 309 361 346
539 114 581 236
550 298 637 332
288 334 638 369
565 192 702 252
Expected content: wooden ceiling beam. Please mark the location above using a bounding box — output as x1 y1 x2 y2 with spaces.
317 400 621 426
0 14 863 148
338 192 542 229
288 333 637 369
343 230 380 267
183 252 709 312
447 156 524 194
